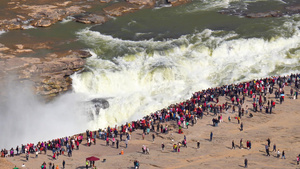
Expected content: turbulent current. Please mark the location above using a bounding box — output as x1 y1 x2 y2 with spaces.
1 0 300 149
72 1 300 130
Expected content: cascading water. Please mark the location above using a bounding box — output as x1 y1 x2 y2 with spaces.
1 0 300 150
72 14 300 130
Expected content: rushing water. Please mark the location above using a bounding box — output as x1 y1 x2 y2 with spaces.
1 0 300 149
72 0 300 129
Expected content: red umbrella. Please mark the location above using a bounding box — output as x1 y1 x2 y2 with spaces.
86 156 100 161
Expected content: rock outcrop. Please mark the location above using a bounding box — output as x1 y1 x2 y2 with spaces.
0 43 91 98
100 0 113 3
0 0 191 31
103 2 141 16
167 0 190 6
126 0 156 6
219 4 300 18
75 13 108 24
27 5 85 27
246 11 281 18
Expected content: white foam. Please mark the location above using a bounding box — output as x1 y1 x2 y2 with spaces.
21 25 35 29
60 16 75 24
0 30 7 36
73 19 300 130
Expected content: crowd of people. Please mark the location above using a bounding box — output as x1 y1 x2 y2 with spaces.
2 73 300 168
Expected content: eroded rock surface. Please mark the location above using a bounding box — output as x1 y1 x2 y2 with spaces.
219 4 300 18
0 44 91 97
103 2 141 16
0 0 191 31
75 13 108 24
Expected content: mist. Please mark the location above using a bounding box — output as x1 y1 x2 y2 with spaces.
0 78 89 150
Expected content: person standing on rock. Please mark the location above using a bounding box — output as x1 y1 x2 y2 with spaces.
152 134 155 142
197 141 200 149
277 149 280 158
267 138 271 147
272 144 276 152
162 142 165 151
249 141 252 149
125 138 128 148
244 158 248 168
116 139 119 149
26 153 29 161
232 140 235 149
281 151 286 159
240 139 243 149
265 144 270 156
240 122 243 131
210 132 213 141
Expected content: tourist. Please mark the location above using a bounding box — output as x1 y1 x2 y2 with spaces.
249 141 252 149
267 138 271 147
232 140 235 149
26 153 29 161
273 144 276 152
240 122 243 131
281 151 286 159
265 144 270 156
210 132 213 141
240 139 243 149
244 158 248 168
125 139 128 148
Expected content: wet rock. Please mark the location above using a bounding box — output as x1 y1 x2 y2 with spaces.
0 48 90 97
246 11 281 18
27 5 84 27
0 44 10 52
0 53 15 59
286 5 300 12
126 0 156 6
16 49 34 53
220 4 300 18
100 0 112 3
75 13 107 24
167 0 190 6
55 1 72 7
32 19 52 27
17 51 91 96
103 2 141 16
3 57 37 71
0 19 23 30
